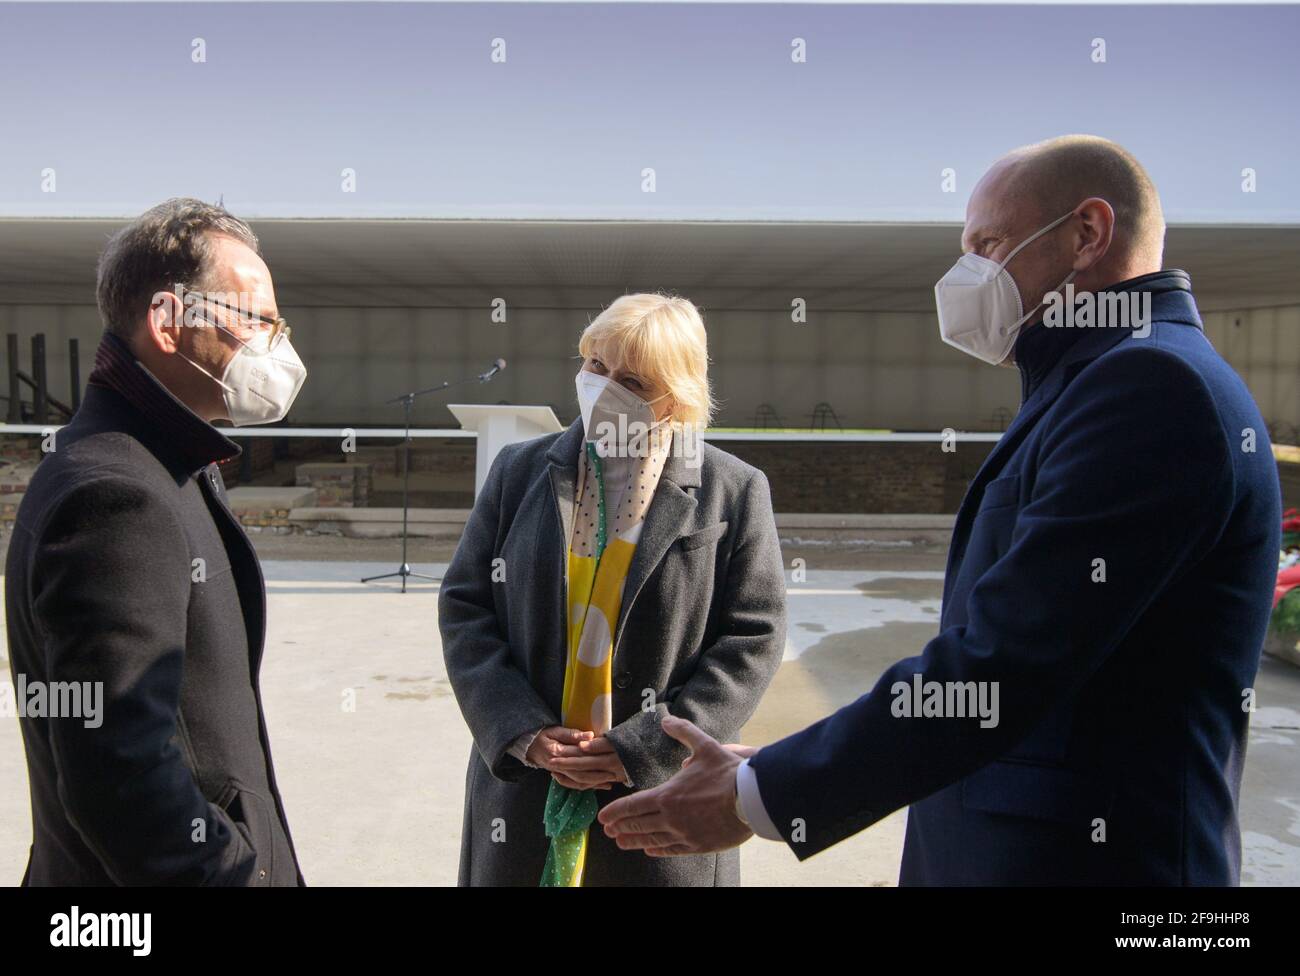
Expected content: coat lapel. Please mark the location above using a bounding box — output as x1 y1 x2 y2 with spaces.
546 418 703 656
614 427 702 652
945 325 1137 601
943 386 1053 602
199 464 268 674
945 280 1204 601
545 419 585 608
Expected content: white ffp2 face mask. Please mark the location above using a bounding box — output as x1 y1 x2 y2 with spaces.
934 210 1078 365
181 328 307 427
574 371 669 458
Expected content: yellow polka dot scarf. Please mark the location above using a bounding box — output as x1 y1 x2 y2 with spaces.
540 429 673 886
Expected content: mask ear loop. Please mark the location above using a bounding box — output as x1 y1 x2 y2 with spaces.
610 384 675 457
644 389 672 419
641 390 678 456
176 350 237 394
1004 268 1079 333
996 209 1080 333
996 209 1077 272
149 296 240 394
176 316 249 395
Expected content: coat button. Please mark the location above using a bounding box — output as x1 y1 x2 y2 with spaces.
258 868 267 880
614 673 630 689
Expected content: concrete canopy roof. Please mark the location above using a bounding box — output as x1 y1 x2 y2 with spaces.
1 219 1298 314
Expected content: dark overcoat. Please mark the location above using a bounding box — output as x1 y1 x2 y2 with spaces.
5 379 302 886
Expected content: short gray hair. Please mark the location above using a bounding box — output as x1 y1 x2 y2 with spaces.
1006 135 1166 268
96 197 260 339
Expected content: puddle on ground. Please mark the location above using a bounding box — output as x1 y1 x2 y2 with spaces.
743 622 940 746
854 577 944 601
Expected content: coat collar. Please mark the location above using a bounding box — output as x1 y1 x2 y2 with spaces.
84 331 240 474
1012 269 1198 403
545 415 703 652
994 270 1202 458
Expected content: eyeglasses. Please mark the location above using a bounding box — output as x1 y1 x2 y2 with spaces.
194 294 291 352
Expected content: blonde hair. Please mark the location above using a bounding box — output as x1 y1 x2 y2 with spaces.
578 293 716 429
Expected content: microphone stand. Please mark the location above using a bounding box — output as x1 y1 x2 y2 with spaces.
361 365 503 592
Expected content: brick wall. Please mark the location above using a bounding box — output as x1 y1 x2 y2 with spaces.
244 437 275 473
10 430 1291 516
296 462 373 507
0 433 43 464
0 432 993 515
719 440 996 514
396 439 477 476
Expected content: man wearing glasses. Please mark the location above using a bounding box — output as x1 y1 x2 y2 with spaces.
5 198 308 885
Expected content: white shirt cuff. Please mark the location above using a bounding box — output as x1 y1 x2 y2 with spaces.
735 757 782 841
507 728 544 767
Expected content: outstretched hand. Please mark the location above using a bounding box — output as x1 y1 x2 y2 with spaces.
596 716 754 856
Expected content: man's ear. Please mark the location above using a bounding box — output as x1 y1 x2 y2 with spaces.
1072 197 1116 273
142 290 184 355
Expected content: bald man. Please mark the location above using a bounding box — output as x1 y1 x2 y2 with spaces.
599 135 1282 885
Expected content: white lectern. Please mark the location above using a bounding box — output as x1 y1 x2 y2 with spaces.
448 404 565 497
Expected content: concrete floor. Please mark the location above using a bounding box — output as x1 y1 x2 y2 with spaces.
1 536 1297 886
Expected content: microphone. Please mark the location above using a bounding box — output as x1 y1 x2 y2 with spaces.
479 358 507 382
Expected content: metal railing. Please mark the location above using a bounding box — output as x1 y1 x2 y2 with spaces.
0 423 1004 443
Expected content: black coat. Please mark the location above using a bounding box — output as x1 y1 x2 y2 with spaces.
5 380 303 886
750 272 1282 884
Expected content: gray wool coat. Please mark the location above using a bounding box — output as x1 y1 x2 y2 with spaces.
438 417 787 886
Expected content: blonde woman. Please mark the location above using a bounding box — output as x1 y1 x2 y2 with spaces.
439 293 787 886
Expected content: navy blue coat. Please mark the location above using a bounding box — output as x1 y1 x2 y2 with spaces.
749 271 1281 885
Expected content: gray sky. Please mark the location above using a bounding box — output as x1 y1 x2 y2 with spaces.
1 2 1296 221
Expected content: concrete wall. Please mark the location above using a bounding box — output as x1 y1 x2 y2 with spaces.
1202 305 1300 443
3 302 1298 439
273 305 1030 432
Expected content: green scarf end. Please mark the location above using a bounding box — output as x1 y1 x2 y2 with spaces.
540 779 600 887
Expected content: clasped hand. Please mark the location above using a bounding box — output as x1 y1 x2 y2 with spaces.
526 725 629 790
